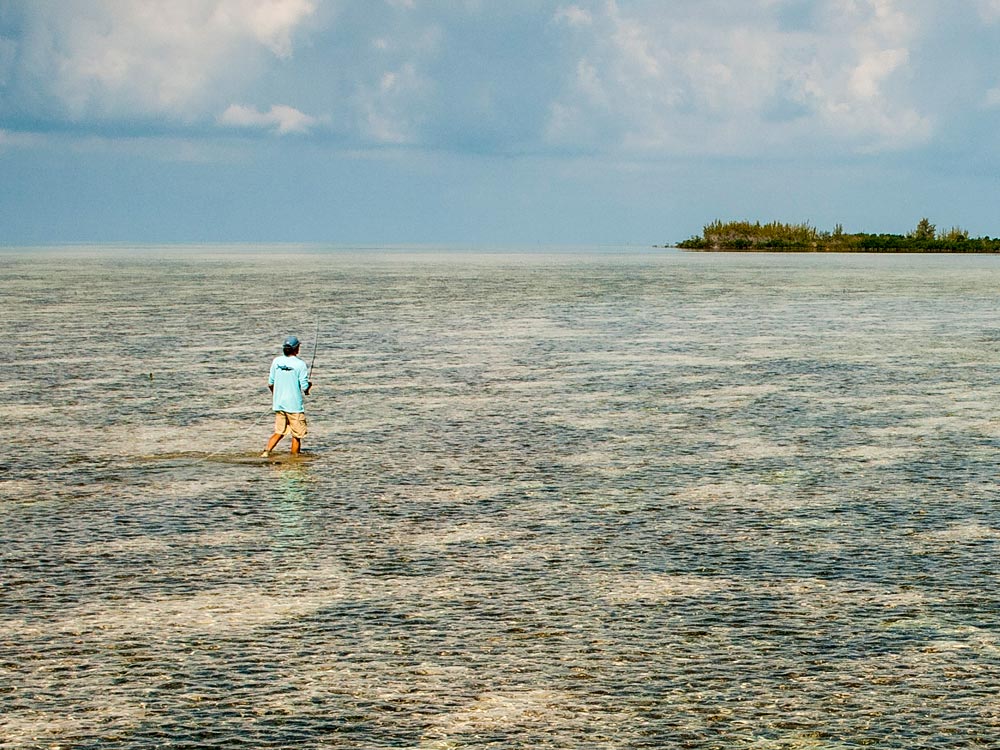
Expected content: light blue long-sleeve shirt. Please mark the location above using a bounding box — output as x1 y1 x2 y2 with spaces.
269 355 309 413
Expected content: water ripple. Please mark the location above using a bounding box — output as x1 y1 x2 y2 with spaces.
3 249 1000 748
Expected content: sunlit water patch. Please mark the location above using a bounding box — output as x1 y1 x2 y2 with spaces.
2 246 1000 748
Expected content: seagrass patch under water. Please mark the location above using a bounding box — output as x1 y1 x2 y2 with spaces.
2 247 1000 748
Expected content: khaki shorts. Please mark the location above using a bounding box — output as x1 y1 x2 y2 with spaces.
274 411 308 439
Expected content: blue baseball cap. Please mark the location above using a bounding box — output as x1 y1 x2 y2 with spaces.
283 336 300 348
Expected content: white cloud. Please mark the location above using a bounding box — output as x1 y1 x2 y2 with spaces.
213 0 318 58
2 0 987 160
354 61 433 144
218 103 319 134
849 48 908 100
554 6 593 28
977 0 1000 21
544 0 931 156
12 0 317 121
0 129 42 150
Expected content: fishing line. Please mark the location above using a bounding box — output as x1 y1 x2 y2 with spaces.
191 409 275 464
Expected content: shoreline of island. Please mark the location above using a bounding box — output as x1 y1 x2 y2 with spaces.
669 219 1000 253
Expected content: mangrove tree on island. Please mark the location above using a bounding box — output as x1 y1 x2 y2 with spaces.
676 219 1000 252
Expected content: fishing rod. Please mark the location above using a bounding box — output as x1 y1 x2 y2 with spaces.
308 318 320 380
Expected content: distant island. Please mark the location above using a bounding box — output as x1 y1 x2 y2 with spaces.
674 218 1000 252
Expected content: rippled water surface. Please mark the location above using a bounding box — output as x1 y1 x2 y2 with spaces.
3 246 1000 748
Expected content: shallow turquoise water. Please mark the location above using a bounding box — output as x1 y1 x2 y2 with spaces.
2 246 1000 748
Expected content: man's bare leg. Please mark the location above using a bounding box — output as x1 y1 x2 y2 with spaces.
262 433 283 456
291 437 301 455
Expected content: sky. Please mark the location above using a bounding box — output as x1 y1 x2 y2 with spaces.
2 0 1000 246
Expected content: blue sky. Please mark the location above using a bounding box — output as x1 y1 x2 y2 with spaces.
2 0 1000 245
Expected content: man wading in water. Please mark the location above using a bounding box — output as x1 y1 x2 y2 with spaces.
261 335 311 457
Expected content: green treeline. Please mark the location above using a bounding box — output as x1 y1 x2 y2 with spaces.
676 218 1000 252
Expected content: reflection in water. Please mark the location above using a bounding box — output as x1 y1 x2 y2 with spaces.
270 462 310 552
2 247 1000 747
